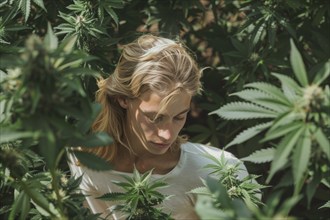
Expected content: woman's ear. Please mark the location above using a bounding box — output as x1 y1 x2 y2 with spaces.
117 97 128 109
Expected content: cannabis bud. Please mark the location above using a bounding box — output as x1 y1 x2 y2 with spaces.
302 84 325 112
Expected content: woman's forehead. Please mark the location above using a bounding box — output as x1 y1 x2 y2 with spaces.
137 90 191 114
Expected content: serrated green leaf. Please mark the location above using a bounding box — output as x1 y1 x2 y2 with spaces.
240 181 266 191
141 169 153 183
268 111 302 132
232 89 290 112
272 73 302 101
245 82 292 106
133 166 141 182
149 181 168 191
225 122 272 148
272 73 302 92
66 174 83 192
21 0 31 22
66 0 85 11
314 128 330 160
104 5 119 26
211 102 278 120
189 187 210 195
290 39 308 86
267 126 305 183
313 61 330 86
112 180 133 190
202 151 224 168
32 0 46 11
292 128 311 194
73 151 113 171
241 148 276 163
262 121 303 142
97 6 104 21
251 21 266 47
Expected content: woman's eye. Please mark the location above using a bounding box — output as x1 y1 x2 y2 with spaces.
146 114 185 124
174 115 186 121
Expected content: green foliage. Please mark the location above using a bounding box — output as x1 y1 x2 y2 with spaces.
8 0 47 22
98 167 172 220
191 151 266 219
195 177 300 220
0 23 112 219
212 40 330 213
1 0 329 219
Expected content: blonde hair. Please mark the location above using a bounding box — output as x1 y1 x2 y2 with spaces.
90 34 202 162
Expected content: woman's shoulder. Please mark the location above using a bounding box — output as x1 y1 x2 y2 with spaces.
181 142 238 161
179 142 248 179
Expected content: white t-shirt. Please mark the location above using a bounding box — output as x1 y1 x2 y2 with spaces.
68 142 248 220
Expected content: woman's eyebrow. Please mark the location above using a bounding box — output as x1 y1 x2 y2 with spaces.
175 108 191 116
140 108 191 117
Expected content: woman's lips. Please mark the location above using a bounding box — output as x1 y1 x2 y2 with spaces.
150 142 171 148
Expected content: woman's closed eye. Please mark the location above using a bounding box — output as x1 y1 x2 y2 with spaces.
143 111 188 124
147 115 185 124
174 115 186 121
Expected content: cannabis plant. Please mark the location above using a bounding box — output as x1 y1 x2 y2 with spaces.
0 25 112 219
98 167 172 220
191 151 266 219
195 176 299 220
211 40 329 205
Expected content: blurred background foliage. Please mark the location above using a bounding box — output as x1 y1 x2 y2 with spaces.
0 0 329 219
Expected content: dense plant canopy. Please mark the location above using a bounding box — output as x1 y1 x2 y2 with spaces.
0 0 329 219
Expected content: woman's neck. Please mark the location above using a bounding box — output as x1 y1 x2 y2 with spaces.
113 146 181 174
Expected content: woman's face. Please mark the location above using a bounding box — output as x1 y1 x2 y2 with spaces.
123 90 191 156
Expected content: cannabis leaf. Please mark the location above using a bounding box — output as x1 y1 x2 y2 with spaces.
191 151 266 208
98 167 173 220
15 0 47 22
211 40 330 196
241 148 275 163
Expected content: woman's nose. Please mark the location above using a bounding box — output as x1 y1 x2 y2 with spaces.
157 128 172 141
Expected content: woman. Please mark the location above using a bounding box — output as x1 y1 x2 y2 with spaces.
68 34 248 219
